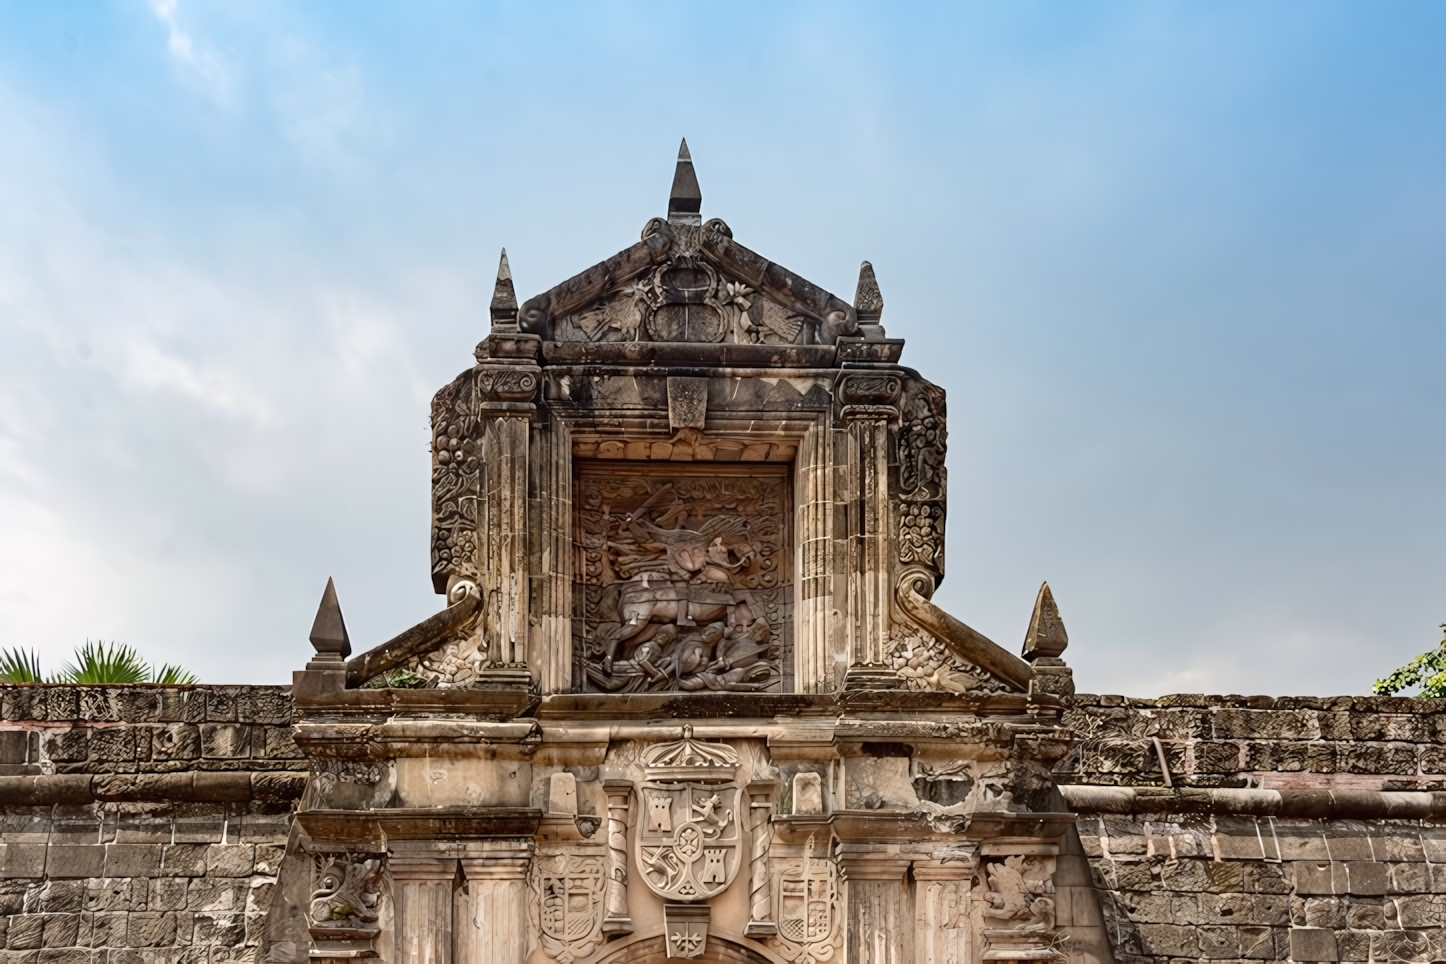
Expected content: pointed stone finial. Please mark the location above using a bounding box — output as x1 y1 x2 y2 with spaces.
1022 582 1068 661
855 261 884 322
668 139 702 226
489 248 518 329
309 577 351 660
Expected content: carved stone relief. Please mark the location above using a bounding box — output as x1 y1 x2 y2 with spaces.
978 855 1057 933
529 852 606 964
573 465 790 693
553 256 810 346
309 854 383 929
430 380 481 592
887 627 1009 695
767 835 842 964
894 380 948 577
635 732 743 902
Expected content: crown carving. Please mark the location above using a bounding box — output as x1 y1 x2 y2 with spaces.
642 725 739 783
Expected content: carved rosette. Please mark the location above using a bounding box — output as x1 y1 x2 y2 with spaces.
529 853 607 964
430 377 482 593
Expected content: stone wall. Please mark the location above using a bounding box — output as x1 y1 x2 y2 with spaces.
1059 694 1446 964
0 685 305 964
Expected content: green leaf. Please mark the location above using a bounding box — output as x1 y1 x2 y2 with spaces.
150 664 197 685
1373 624 1446 696
55 640 150 684
0 648 42 684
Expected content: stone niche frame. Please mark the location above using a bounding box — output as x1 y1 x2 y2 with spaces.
570 459 795 695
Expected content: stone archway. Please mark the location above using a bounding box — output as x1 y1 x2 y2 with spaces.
591 934 780 964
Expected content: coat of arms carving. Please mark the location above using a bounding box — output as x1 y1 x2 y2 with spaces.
769 837 841 964
635 727 743 903
529 853 606 964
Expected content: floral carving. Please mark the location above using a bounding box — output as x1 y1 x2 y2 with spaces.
430 379 482 591
888 627 1008 694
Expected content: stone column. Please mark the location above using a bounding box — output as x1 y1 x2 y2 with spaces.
482 415 531 670
456 842 532 964
744 780 778 937
840 398 896 689
601 780 634 934
914 860 973 964
390 856 458 964
793 418 840 693
528 412 572 695
837 847 913 964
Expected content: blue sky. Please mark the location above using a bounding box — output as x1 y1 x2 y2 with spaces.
0 2 1442 693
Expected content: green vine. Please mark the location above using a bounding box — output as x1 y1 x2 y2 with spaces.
1373 624 1446 697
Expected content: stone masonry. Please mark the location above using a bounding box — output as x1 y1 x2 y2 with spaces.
0 685 304 964
0 147 1433 964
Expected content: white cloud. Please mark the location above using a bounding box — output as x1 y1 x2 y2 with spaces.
150 0 232 101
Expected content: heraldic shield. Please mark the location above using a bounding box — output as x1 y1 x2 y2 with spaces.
636 780 743 901
529 854 607 964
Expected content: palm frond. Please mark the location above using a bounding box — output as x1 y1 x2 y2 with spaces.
150 663 197 685
0 648 42 684
56 640 150 685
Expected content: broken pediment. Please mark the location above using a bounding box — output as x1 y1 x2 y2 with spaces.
518 142 858 348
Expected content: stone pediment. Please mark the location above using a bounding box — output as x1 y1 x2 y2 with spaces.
519 218 857 348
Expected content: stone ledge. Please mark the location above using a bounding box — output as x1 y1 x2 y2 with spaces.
0 771 306 805
1060 784 1446 818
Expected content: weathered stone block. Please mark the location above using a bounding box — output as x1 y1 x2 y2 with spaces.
1197 924 1240 959
1382 829 1426 862
1159 859 1210 892
203 847 253 879
1372 928 1433 963
1290 926 1340 962
1344 897 1386 929
1392 861 1429 894
82 881 134 914
35 949 89 964
41 732 89 765
1324 835 1374 861
149 726 200 763
198 727 250 761
0 846 47 879
259 729 302 762
40 914 81 949
1112 861 1157 892
189 916 242 948
1389 894 1445 929
1238 924 1277 959
1334 927 1370 961
157 691 205 725
83 914 126 950
1303 897 1346 929
250 847 285 878
203 690 243 724
1345 861 1388 896
1293 861 1345 895
103 845 161 878
147 880 188 913
1244 862 1291 894
1194 741 1244 773
1203 861 1246 893
7 917 43 950
235 690 290 726
1135 923 1198 957
124 914 176 949
185 880 246 913
1251 893 1292 926
159 845 209 877
1341 741 1417 774
45 848 105 881
33 882 85 914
